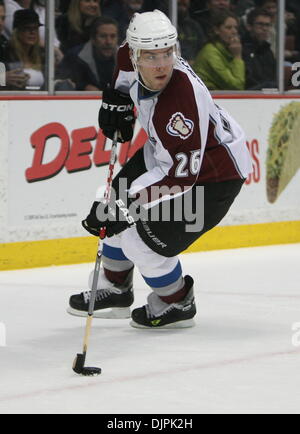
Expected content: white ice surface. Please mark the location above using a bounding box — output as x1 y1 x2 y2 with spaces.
0 244 300 414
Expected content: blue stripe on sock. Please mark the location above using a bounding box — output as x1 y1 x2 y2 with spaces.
103 244 129 261
142 261 182 288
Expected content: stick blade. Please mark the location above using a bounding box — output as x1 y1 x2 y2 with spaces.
73 353 86 374
73 353 102 376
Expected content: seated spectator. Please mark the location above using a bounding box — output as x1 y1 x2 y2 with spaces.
101 0 168 25
0 0 7 53
193 0 232 40
255 0 277 16
233 0 255 17
286 0 300 18
3 0 31 39
3 8 45 90
31 0 59 48
143 0 168 14
1 0 29 89
56 0 101 53
242 8 276 89
254 0 276 54
102 0 145 43
56 16 118 91
177 0 206 66
30 0 64 66
59 0 71 14
285 4 300 64
189 0 207 16
193 10 245 90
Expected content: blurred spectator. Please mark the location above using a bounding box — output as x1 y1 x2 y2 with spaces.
189 0 209 18
193 0 232 40
143 0 168 14
31 1 59 47
242 8 276 89
286 0 300 18
31 0 64 65
0 0 6 45
1 0 28 89
254 0 276 53
101 0 168 20
59 0 71 14
3 0 31 39
56 15 118 91
255 0 277 17
56 0 101 53
233 0 255 17
0 0 8 61
102 0 145 43
194 10 245 90
3 8 45 89
177 0 205 65
285 4 300 64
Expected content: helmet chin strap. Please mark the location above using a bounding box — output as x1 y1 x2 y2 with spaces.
138 72 161 93
130 54 156 92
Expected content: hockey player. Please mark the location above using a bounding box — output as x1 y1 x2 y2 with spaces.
68 10 253 328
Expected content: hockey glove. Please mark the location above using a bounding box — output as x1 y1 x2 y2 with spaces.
98 88 135 143
82 199 139 238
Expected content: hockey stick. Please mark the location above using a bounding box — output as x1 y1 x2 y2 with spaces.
73 131 119 376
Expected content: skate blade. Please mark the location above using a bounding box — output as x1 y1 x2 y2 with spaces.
67 307 131 319
130 318 195 329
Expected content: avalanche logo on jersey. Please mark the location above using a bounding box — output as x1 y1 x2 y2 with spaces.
166 112 194 140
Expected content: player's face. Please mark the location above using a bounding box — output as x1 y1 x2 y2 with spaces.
137 47 175 91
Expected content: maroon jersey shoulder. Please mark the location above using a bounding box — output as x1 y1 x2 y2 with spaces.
152 69 201 154
112 42 134 86
117 42 134 72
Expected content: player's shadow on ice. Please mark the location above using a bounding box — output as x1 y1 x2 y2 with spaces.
19 316 276 365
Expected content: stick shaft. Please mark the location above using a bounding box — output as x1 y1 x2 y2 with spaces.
83 315 93 354
81 132 119 354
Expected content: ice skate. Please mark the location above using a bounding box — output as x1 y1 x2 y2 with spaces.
130 275 196 329
67 268 134 319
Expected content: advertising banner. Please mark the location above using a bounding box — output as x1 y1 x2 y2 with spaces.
2 97 300 244
219 98 300 226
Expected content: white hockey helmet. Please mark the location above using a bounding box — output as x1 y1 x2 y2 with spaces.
127 10 179 88
127 9 178 51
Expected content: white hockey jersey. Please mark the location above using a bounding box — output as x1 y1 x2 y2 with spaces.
112 43 253 207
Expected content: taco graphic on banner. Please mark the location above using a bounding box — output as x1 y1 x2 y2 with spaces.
266 101 300 203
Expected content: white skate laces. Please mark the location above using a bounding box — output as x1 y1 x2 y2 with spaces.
83 287 123 305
